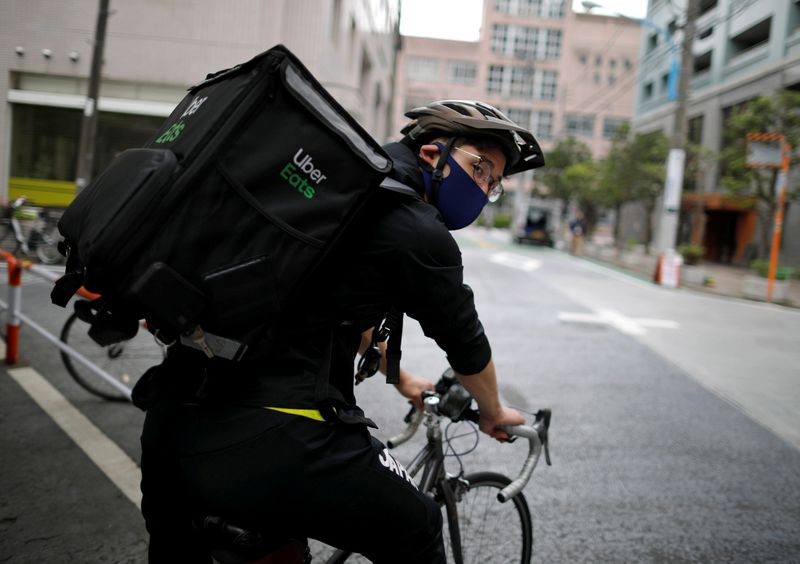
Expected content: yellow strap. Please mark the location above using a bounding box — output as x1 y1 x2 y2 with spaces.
264 406 327 422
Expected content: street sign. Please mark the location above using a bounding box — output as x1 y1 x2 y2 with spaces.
746 133 784 168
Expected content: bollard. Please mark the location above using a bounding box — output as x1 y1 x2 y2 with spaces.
0 250 22 364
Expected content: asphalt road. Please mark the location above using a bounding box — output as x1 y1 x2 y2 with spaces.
1 229 799 563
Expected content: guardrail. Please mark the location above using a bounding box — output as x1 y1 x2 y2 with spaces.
0 250 133 400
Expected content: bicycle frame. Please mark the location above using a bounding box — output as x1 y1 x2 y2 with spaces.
202 379 551 564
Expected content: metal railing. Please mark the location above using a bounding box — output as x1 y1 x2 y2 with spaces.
0 249 133 400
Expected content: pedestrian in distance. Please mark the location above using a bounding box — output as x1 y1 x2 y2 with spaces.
138 100 546 563
569 210 587 256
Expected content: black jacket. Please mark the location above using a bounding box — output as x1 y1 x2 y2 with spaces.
165 142 491 419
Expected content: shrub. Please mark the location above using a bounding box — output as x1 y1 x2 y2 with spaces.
678 244 704 266
750 259 794 280
493 214 512 229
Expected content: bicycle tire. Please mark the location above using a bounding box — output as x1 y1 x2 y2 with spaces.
60 312 164 402
0 223 19 253
33 224 63 264
444 471 533 564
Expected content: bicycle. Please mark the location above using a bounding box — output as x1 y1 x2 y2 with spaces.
197 369 552 564
0 196 63 264
60 299 165 401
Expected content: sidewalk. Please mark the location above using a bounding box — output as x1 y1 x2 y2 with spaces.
464 227 800 308
579 243 800 309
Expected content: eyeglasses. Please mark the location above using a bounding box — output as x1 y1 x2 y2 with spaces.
452 146 504 203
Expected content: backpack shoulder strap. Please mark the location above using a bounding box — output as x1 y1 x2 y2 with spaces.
379 177 421 199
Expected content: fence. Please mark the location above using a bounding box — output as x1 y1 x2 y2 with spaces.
0 249 133 400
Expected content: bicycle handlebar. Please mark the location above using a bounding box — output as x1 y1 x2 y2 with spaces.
386 408 424 449
385 372 552 503
496 408 551 503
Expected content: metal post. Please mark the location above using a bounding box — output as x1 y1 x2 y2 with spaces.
654 0 699 258
767 143 791 302
2 254 22 365
74 0 111 194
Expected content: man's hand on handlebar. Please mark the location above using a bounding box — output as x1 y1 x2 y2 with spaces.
395 372 435 411
479 405 526 442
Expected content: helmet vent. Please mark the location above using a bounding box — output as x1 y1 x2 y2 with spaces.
442 102 472 116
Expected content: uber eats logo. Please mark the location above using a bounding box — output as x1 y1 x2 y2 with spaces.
280 148 327 199
155 95 208 145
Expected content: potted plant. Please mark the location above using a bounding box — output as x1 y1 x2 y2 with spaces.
678 244 707 285
677 244 704 266
742 259 794 302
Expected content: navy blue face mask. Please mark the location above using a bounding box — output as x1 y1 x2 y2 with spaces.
421 143 488 230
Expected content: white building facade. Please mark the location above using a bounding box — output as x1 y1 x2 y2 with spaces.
0 0 399 206
633 0 800 265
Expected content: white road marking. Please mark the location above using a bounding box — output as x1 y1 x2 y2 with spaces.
490 252 541 272
6 365 142 509
559 309 680 335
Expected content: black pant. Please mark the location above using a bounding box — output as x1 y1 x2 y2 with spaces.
141 400 445 563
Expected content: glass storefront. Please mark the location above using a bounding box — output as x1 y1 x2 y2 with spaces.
9 104 164 206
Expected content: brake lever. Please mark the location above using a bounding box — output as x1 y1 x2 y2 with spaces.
535 409 552 466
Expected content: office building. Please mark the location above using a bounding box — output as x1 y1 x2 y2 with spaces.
633 0 800 264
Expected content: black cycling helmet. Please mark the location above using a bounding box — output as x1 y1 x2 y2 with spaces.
400 100 545 175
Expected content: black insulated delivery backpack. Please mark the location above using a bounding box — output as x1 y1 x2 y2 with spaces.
51 44 395 360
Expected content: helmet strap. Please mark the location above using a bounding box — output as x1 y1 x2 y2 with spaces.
430 138 458 207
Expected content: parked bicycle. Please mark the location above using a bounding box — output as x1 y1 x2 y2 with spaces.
60 299 165 401
197 369 553 564
0 196 62 264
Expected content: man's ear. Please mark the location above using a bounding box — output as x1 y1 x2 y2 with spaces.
418 144 442 168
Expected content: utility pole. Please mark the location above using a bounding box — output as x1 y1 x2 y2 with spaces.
654 0 699 255
74 0 111 194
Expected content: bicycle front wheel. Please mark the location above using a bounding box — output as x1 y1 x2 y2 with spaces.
60 312 164 402
444 471 533 564
33 225 63 264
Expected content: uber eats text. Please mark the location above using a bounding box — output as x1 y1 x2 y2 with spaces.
280 148 327 199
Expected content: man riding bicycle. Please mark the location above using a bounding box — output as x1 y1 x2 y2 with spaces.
139 100 545 563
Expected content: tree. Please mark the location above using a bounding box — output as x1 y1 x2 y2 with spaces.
538 137 593 222
597 124 668 250
719 90 800 258
563 160 601 233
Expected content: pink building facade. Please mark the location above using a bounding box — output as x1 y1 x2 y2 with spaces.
393 2 642 160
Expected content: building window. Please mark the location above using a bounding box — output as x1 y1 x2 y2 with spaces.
491 24 509 53
511 66 535 97
624 58 632 71
603 117 628 139
494 0 565 19
447 60 477 85
491 24 561 60
487 65 557 100
514 26 540 58
565 113 595 138
609 58 617 68
643 82 654 100
694 51 712 74
608 74 616 85
729 17 771 58
540 70 557 100
699 0 717 16
579 53 588 64
9 104 162 205
647 33 658 53
502 107 554 139
488 64 505 94
594 73 601 84
544 29 562 59
406 56 440 81
532 110 554 139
